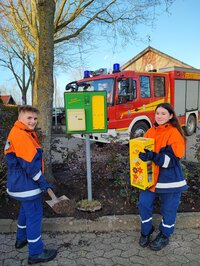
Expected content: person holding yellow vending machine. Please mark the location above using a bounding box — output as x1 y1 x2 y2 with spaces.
138 102 188 251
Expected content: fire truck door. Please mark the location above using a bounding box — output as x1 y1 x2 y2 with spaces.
174 80 186 116
174 79 199 115
186 80 199 111
115 79 139 128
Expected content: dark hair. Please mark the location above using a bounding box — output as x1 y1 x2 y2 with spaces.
18 105 39 114
155 102 185 139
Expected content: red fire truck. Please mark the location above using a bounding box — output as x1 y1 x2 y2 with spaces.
65 64 200 143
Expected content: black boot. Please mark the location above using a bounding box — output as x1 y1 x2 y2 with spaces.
15 239 28 249
139 226 155 247
28 249 57 264
149 231 169 251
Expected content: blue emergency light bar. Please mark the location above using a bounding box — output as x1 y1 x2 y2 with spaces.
113 63 120 73
84 64 120 78
84 70 90 78
83 68 107 78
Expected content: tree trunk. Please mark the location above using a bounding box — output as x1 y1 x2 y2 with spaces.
22 89 27 105
33 46 39 107
36 0 55 183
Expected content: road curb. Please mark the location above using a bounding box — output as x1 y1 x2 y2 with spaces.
1 212 200 233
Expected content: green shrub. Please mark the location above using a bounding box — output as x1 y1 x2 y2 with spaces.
194 134 200 165
0 104 18 198
91 142 139 205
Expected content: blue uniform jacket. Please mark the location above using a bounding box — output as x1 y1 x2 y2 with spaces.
4 121 51 201
145 123 188 193
153 145 188 193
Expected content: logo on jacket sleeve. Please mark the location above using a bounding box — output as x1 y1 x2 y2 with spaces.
4 140 10 150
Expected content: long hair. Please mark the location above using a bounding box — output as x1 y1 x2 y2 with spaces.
155 102 186 139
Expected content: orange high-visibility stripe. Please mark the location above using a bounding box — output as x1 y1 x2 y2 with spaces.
4 121 42 163
144 123 185 192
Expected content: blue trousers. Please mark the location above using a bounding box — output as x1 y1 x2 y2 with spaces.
138 190 181 237
16 196 44 256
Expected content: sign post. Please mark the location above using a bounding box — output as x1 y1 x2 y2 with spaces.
85 134 92 200
64 91 107 201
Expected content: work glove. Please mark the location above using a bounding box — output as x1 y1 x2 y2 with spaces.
139 149 156 162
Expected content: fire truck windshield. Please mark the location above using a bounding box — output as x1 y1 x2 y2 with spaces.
78 78 114 104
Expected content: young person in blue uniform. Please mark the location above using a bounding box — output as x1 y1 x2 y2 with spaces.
138 102 188 251
4 105 57 264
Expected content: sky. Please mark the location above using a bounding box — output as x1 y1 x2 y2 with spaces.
1 0 200 105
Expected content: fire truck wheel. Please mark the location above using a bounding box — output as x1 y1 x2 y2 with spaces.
130 121 149 139
184 114 196 136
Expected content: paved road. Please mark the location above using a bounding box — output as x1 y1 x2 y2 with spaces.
1 228 200 266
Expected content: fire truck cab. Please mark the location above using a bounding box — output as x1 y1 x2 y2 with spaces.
65 64 200 143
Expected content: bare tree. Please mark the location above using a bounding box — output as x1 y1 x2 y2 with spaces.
0 41 35 104
0 0 175 181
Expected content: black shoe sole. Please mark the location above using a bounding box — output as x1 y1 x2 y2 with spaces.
15 241 28 249
149 246 164 251
139 242 149 248
28 252 57 264
149 241 169 251
139 226 155 248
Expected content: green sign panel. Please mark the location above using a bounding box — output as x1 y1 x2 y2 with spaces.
64 91 107 134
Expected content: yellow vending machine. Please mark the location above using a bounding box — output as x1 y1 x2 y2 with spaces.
129 137 155 190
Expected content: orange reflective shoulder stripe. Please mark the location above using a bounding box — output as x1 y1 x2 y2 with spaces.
8 127 39 163
168 129 185 158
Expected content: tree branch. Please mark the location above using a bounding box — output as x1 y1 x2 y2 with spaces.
55 0 95 33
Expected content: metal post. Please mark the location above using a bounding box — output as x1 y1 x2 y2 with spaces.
54 77 58 127
85 134 92 201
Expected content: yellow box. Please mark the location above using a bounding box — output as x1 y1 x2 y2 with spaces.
92 95 105 130
129 137 155 190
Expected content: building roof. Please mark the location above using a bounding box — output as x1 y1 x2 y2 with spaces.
0 95 16 105
121 46 194 70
